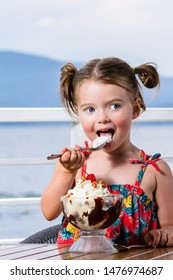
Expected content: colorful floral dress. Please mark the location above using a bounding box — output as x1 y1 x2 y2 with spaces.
57 148 161 246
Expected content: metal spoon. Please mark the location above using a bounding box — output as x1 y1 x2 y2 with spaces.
47 142 106 160
115 244 148 252
47 137 110 160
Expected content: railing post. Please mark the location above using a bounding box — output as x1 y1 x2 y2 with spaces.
70 122 89 147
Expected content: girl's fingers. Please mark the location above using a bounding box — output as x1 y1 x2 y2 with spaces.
144 229 173 247
159 232 168 247
60 150 72 163
69 150 85 167
60 149 85 171
60 147 69 154
165 234 173 246
144 230 160 247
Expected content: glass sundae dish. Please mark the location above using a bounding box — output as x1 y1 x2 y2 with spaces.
61 175 122 253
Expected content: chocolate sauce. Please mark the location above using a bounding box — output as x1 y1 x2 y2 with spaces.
62 196 122 230
88 197 122 229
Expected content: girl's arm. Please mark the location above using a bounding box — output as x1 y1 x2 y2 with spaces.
144 160 173 247
41 148 85 221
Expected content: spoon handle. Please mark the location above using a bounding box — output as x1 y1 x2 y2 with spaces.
47 154 62 160
115 244 148 251
47 147 97 160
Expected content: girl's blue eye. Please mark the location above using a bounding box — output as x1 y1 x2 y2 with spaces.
110 104 120 110
85 107 95 113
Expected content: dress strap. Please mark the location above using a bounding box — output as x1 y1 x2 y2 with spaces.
130 150 161 187
75 141 91 177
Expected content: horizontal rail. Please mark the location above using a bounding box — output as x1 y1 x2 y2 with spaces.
0 108 73 122
137 108 173 122
0 197 40 206
0 238 24 244
0 108 173 123
0 158 55 166
0 156 172 166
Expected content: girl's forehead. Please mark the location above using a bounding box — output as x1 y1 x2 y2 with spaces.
77 80 128 95
76 81 131 103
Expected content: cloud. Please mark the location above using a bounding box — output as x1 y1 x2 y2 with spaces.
1 0 173 76
33 18 55 28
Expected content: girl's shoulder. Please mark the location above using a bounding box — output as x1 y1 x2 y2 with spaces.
141 150 172 176
156 157 172 175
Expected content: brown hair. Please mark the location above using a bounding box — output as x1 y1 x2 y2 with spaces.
60 57 160 118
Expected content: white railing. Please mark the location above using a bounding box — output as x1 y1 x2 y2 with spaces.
0 108 72 122
1 107 173 122
0 107 173 208
0 197 40 206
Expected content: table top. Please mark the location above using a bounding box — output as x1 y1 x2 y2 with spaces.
0 243 173 260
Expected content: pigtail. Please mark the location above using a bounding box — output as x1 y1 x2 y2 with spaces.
134 63 160 89
60 63 78 117
132 63 160 113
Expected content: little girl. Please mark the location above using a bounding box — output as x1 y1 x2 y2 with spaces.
41 57 173 247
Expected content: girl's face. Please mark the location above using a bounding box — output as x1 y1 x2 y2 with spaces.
76 81 139 152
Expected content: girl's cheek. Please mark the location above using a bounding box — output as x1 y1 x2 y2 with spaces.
116 117 132 130
80 119 94 136
83 121 92 132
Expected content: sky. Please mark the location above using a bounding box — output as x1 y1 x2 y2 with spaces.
1 0 173 77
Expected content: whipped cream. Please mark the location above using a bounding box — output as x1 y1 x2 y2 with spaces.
92 135 112 148
66 178 109 197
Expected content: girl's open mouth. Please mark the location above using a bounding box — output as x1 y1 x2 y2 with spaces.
96 129 114 140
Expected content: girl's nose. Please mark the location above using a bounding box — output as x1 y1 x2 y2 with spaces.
97 110 110 124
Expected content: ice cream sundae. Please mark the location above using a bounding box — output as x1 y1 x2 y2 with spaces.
61 174 122 231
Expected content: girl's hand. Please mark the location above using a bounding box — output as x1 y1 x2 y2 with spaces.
59 147 85 172
144 228 173 247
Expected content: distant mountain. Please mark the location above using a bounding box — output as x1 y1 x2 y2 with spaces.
0 51 173 107
144 76 173 108
0 51 65 107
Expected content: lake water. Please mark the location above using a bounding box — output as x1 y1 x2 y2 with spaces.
0 121 173 240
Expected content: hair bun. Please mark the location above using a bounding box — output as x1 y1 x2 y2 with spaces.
134 63 160 89
61 63 77 77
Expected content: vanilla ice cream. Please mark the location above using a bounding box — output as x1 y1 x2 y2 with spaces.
92 135 112 149
61 177 122 230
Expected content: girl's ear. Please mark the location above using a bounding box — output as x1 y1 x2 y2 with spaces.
132 98 141 119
